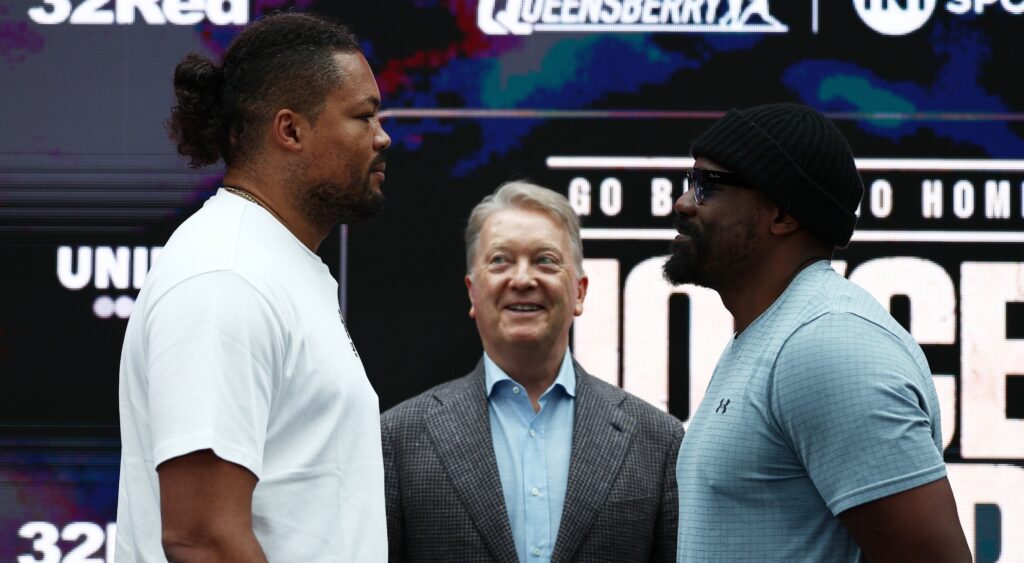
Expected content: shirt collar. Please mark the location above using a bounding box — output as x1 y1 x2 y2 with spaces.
484 349 577 399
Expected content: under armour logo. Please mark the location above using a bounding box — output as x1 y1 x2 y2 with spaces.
715 399 731 414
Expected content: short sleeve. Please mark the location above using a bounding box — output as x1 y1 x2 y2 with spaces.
144 270 282 478
768 312 946 515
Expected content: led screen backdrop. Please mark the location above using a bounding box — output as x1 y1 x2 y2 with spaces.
2 0 1023 560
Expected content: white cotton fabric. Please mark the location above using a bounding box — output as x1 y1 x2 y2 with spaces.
116 189 386 562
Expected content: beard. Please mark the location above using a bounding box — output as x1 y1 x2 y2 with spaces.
663 214 711 287
298 154 386 228
662 212 761 289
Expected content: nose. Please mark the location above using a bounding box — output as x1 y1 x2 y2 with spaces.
674 186 697 216
509 259 537 289
374 121 391 152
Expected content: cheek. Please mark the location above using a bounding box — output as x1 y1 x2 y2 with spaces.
347 127 374 152
472 277 504 306
558 279 581 308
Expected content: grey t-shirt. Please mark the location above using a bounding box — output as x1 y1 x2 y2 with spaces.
676 261 946 562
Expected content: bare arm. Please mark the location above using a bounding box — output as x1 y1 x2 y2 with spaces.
158 449 268 563
839 477 971 563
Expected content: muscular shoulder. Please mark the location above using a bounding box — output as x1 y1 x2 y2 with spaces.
770 311 935 435
779 311 922 379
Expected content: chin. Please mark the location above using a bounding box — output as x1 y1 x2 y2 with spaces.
499 332 547 348
663 253 697 286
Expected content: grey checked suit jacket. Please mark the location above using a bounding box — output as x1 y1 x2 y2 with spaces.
381 359 683 562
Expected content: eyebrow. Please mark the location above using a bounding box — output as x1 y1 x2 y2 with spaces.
361 95 381 111
485 242 565 256
534 244 564 255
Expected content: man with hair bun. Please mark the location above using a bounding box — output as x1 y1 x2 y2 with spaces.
116 12 391 562
665 103 970 562
382 181 683 562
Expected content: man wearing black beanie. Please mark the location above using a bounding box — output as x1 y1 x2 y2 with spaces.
664 103 971 562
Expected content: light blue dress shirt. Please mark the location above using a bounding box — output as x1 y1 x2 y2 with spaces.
485 350 576 563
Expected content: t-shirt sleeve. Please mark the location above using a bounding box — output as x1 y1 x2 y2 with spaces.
768 312 946 515
144 270 282 478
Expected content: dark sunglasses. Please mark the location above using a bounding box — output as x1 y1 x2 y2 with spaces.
686 167 752 204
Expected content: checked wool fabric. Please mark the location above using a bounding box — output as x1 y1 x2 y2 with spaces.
382 360 683 563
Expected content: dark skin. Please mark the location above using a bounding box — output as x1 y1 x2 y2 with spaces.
838 478 971 562
158 450 267 562
672 157 972 562
158 52 390 561
673 159 832 334
221 52 390 252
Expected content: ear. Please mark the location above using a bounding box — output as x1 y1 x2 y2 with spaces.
769 207 801 237
270 109 305 154
465 274 476 319
573 274 589 317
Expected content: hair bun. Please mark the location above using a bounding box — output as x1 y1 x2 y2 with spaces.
167 53 227 168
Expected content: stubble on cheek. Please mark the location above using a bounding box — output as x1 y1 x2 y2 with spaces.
296 159 382 228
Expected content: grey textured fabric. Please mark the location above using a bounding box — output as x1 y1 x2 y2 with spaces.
381 359 683 563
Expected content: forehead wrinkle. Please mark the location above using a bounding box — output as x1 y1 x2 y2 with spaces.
482 238 566 255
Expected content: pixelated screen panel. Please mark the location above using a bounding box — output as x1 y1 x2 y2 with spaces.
2 1 1023 561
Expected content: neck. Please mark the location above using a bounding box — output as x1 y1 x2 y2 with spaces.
222 168 328 252
718 252 827 335
487 343 567 412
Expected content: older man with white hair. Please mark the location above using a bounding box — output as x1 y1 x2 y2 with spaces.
382 181 683 562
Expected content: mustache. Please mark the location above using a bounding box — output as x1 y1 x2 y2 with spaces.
371 153 387 168
672 214 702 238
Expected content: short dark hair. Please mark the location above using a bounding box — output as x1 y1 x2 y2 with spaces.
167 12 361 168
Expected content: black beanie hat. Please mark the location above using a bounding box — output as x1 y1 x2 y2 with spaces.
691 103 864 247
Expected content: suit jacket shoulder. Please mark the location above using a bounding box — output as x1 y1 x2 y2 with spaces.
381 363 520 562
381 369 480 429
382 359 684 563
576 366 683 437
554 364 683 562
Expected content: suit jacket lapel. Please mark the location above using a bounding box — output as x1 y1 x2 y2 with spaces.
551 366 636 563
425 364 519 562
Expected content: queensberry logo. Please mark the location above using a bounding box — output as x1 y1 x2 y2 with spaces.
27 0 248 25
477 0 788 35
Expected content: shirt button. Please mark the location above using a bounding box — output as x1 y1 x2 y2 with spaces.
531 487 540 496
512 387 521 394
533 547 542 556
529 429 536 438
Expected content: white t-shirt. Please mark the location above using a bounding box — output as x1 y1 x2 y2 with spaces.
116 189 386 562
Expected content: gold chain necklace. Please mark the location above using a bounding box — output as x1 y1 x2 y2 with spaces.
223 185 265 209
222 185 291 227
